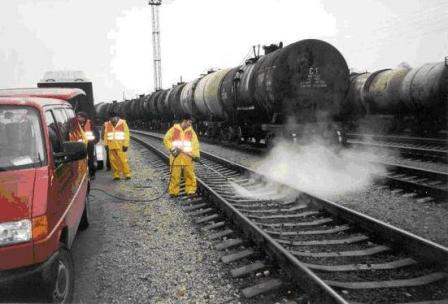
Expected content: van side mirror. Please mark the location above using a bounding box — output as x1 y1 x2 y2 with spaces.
54 142 87 163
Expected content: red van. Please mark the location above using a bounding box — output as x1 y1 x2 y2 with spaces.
0 88 90 303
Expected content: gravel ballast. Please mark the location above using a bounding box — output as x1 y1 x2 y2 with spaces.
72 145 241 303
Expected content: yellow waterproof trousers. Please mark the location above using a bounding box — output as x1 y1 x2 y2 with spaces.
109 149 131 179
169 164 197 196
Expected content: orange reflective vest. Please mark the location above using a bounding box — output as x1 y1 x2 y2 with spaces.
163 124 200 166
103 119 130 150
83 119 95 142
171 128 193 153
69 118 87 144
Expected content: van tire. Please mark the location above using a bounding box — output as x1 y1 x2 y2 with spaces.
42 248 74 303
79 196 90 230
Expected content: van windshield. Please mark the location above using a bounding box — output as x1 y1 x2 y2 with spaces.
0 105 46 171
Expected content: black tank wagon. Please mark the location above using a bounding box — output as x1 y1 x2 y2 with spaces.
345 61 448 135
116 39 350 144
99 40 447 141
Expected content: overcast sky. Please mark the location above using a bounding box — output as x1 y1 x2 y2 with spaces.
1 0 447 103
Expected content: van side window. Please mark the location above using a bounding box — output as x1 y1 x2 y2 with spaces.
52 109 70 141
45 111 62 153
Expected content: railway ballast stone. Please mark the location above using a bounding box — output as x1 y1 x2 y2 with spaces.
72 146 241 303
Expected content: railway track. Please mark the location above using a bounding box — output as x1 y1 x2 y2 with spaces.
379 162 448 203
132 130 448 203
130 130 448 304
345 133 448 164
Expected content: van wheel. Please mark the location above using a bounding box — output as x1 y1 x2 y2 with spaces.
79 196 90 230
42 248 74 303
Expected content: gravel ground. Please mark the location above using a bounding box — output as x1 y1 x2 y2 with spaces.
331 186 448 247
196 140 448 248
72 146 243 303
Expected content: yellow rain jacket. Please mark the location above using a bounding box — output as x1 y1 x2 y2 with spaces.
163 124 200 195
103 119 131 179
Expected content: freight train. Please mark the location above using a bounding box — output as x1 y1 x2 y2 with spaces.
96 39 448 143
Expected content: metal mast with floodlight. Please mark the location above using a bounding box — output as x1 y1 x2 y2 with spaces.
149 0 162 91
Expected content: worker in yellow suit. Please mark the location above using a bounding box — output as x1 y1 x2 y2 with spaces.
163 114 200 197
103 111 131 180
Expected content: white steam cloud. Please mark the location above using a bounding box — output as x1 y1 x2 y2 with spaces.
230 180 299 201
232 139 388 199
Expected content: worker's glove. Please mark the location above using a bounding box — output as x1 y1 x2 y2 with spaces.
170 147 180 157
192 156 200 162
122 146 128 152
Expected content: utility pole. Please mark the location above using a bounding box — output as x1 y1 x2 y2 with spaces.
148 0 162 91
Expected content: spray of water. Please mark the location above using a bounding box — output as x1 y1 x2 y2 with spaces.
229 180 299 200
231 137 390 200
